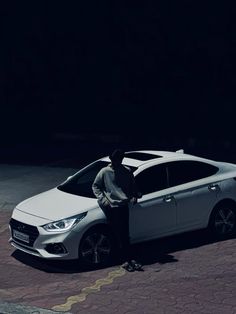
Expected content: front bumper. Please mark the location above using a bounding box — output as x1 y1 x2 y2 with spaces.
9 218 83 260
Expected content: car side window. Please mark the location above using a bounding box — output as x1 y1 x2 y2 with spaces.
168 161 219 187
135 165 168 195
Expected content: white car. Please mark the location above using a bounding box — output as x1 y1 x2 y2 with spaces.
9 150 236 267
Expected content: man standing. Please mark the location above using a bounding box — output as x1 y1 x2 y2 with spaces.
92 149 142 271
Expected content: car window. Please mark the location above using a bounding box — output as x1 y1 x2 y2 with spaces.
168 160 219 187
58 161 137 198
135 164 168 195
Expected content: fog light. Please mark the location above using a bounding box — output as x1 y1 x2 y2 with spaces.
45 243 67 254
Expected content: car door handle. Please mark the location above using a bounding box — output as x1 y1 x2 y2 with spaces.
208 184 219 191
163 195 174 203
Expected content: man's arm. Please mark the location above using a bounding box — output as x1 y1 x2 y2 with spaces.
92 169 110 209
92 170 105 201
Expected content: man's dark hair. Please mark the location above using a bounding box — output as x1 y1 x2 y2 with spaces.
109 149 125 162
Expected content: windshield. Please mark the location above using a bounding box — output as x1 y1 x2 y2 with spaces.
57 160 137 198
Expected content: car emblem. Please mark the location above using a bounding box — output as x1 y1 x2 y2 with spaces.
18 225 25 232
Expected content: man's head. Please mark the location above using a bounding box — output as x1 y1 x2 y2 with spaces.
109 149 125 167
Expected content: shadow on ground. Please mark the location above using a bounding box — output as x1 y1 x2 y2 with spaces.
131 229 223 265
12 229 235 273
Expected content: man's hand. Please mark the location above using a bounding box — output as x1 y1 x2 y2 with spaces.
130 197 137 205
99 196 110 208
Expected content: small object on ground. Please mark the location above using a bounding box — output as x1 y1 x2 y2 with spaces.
122 261 135 272
130 260 144 271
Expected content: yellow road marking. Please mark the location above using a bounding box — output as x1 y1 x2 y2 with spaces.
52 267 126 312
0 224 8 234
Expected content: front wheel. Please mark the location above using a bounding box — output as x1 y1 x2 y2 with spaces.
79 227 114 268
209 205 236 238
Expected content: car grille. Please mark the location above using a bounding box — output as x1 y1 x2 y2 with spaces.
9 218 39 247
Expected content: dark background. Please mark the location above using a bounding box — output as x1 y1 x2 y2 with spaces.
1 2 236 166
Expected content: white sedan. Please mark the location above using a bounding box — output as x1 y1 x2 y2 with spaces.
9 150 236 267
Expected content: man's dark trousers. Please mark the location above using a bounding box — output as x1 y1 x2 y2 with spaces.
103 204 130 261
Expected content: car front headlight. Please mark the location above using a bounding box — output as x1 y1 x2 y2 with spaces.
42 212 87 232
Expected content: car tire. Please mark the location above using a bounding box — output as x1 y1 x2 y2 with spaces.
209 204 236 238
79 226 115 268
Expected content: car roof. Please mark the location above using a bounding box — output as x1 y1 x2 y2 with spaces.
101 150 210 168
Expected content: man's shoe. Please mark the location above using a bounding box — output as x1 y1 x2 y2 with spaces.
130 260 143 271
122 261 135 272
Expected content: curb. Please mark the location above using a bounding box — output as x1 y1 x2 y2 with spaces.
0 301 72 314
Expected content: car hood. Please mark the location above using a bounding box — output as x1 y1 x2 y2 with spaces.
16 188 98 221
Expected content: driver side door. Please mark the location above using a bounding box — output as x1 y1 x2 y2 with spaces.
129 164 177 243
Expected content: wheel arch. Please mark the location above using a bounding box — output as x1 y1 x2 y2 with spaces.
81 222 114 236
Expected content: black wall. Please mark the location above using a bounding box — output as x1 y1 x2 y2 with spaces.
1 2 236 149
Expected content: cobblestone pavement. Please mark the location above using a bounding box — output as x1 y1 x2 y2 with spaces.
0 165 236 313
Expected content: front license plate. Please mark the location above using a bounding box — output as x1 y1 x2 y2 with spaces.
13 230 30 243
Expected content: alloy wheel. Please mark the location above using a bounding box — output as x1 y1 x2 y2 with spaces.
80 231 112 265
214 207 236 236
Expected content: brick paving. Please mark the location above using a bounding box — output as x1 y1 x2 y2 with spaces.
73 238 236 314
1 209 236 314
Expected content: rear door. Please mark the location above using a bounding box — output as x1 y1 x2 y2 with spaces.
167 160 219 230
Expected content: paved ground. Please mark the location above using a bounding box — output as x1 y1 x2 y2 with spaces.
0 164 236 314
